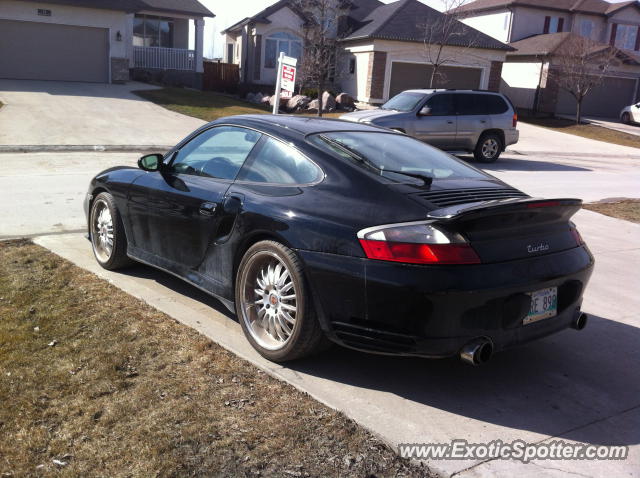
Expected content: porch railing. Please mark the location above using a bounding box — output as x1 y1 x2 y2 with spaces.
133 46 195 71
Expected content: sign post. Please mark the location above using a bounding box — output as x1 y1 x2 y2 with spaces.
272 52 297 115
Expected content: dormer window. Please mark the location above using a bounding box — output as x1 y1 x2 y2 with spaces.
580 20 594 39
543 16 564 34
614 24 639 50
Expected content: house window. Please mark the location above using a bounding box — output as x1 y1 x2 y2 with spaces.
264 32 302 69
133 14 174 48
349 58 356 74
580 20 594 39
615 24 638 50
544 16 564 34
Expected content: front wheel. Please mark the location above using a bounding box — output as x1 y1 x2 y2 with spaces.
89 192 133 270
621 112 631 124
474 134 502 163
235 240 326 362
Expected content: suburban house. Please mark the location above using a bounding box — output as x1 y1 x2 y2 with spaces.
0 0 214 87
221 0 513 104
459 0 640 117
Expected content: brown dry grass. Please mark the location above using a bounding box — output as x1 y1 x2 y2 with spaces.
0 240 430 478
521 117 640 149
583 200 640 224
134 88 344 122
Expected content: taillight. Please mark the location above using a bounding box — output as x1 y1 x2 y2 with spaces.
357 222 481 265
513 113 518 128
570 225 585 246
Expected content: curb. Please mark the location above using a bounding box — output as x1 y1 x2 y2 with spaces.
0 145 173 153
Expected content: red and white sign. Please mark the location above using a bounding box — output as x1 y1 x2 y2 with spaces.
273 54 297 113
280 60 297 99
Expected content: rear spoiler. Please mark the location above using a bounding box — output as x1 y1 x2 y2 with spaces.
427 197 583 221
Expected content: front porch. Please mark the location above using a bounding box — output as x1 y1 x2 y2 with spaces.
129 13 205 88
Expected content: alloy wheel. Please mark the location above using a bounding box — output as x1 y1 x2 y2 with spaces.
240 252 298 350
482 138 499 159
91 199 114 263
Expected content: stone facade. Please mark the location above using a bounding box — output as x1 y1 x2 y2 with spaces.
488 61 503 92
367 51 387 100
110 57 130 83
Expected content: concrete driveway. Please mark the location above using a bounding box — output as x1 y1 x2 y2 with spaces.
0 79 205 147
510 121 640 157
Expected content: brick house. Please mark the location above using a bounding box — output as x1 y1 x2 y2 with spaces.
222 0 512 104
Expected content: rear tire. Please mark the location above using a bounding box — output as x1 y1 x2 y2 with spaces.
235 240 326 362
621 112 631 124
474 133 502 163
89 192 133 270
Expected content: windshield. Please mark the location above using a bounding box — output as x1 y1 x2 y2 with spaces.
308 132 487 181
380 92 426 112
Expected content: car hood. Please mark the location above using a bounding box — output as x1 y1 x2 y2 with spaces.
340 109 402 123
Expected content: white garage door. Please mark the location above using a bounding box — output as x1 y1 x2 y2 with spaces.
556 76 637 118
0 20 109 83
389 62 483 98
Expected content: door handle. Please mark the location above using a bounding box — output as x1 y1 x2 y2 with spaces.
447 120 454 124
199 202 217 216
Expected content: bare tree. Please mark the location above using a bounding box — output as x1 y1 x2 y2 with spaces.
422 0 479 88
553 34 618 124
294 0 348 117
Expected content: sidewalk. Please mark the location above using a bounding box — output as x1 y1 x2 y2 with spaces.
34 209 640 478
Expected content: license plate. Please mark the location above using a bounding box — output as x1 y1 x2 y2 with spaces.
524 287 558 325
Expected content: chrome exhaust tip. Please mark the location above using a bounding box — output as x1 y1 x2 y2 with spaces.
460 338 494 366
572 312 588 331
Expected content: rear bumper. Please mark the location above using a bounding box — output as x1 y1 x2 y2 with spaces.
505 128 519 147
299 246 594 358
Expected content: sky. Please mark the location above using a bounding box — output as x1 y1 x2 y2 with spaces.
197 0 630 59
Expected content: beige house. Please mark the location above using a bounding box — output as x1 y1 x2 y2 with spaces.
221 0 512 104
459 0 640 117
0 0 213 87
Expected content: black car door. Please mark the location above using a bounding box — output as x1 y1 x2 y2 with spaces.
127 125 261 270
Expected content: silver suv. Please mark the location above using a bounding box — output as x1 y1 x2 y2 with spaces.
340 90 519 162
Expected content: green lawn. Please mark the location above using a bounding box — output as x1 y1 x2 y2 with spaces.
134 87 343 122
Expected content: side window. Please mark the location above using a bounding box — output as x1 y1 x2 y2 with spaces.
456 94 486 116
236 137 322 185
424 94 456 116
171 126 261 180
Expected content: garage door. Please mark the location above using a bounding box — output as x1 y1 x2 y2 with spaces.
389 62 483 98
556 76 637 118
0 20 109 83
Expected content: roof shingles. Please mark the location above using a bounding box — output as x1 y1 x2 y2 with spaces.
457 0 639 16
343 0 513 50
18 0 214 17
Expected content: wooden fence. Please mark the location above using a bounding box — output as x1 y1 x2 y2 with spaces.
203 62 240 92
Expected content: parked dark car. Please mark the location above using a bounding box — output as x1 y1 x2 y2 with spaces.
84 115 593 365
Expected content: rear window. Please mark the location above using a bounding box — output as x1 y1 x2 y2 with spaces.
456 94 509 115
308 131 487 181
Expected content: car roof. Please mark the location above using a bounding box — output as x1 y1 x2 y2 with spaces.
402 89 503 95
213 114 391 136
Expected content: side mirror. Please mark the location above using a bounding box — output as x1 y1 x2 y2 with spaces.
418 106 431 116
138 153 163 172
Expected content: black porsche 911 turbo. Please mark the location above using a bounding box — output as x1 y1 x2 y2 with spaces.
84 115 593 365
